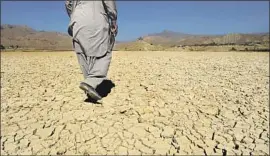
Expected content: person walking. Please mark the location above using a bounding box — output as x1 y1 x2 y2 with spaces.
65 0 118 101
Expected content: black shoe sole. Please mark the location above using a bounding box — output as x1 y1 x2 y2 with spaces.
79 82 102 101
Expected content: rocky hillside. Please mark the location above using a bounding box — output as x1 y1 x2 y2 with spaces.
141 30 269 46
115 30 269 51
1 24 72 50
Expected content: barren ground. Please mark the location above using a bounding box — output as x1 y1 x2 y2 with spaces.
1 51 269 155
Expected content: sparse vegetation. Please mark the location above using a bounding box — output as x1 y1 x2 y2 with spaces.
229 47 237 51
0 44 5 51
137 37 143 41
7 25 14 29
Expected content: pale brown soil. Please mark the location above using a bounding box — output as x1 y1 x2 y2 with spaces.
1 51 269 155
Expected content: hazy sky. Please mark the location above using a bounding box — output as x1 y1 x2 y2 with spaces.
1 1 269 41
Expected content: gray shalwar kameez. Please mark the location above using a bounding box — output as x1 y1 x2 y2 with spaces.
67 0 117 89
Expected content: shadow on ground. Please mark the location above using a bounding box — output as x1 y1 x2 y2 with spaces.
84 80 115 104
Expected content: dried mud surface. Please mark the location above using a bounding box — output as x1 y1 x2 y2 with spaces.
1 51 269 155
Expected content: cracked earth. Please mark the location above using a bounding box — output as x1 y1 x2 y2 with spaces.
1 51 269 155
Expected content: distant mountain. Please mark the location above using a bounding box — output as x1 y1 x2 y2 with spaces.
1 24 269 51
147 30 192 38
142 30 193 46
141 30 269 47
1 24 72 50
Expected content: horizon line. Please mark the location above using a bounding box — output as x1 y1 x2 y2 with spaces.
1 23 269 42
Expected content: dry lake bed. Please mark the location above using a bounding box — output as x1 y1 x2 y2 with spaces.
1 51 269 155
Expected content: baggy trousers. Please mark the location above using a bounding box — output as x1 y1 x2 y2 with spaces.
72 30 115 89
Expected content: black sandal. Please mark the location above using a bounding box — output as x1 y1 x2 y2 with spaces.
79 82 102 101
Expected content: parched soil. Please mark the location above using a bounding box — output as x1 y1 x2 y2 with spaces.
1 51 269 155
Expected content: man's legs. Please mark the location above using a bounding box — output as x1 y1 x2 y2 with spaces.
73 41 89 79
82 51 112 89
73 40 112 92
